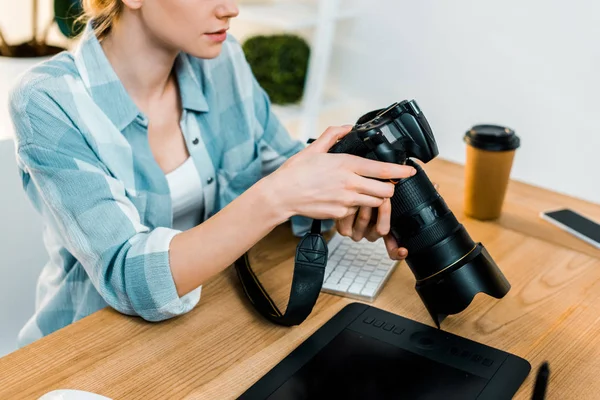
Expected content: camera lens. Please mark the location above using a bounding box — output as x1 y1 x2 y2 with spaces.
389 160 510 326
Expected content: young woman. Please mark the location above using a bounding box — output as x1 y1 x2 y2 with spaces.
9 0 415 348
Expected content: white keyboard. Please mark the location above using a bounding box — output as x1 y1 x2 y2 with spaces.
321 233 398 302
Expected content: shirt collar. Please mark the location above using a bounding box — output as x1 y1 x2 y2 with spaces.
72 21 209 131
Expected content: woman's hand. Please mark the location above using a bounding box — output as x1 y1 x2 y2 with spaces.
336 201 409 261
335 177 440 262
265 125 417 223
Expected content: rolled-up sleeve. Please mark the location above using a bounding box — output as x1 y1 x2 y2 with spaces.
11 88 197 322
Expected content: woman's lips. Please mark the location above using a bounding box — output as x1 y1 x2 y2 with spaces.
205 29 227 42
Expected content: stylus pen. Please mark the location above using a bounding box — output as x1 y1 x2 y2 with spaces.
531 362 550 400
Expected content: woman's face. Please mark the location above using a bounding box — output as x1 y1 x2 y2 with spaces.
129 0 239 59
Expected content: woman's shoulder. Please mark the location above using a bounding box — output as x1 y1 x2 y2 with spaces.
8 51 84 147
9 51 80 104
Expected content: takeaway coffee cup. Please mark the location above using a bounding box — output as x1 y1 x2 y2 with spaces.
463 124 521 220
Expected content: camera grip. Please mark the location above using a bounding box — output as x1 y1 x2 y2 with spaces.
328 130 372 157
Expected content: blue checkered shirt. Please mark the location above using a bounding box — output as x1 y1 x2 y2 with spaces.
9 23 329 348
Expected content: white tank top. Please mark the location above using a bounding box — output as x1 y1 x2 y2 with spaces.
166 157 204 231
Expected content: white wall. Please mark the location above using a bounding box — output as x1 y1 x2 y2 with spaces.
329 0 600 204
0 0 71 140
0 0 58 356
0 140 47 357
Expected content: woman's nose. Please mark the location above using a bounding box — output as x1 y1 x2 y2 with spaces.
216 0 239 19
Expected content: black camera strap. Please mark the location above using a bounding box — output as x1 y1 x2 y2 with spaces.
233 219 328 326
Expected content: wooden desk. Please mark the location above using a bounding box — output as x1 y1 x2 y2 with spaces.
1 158 599 399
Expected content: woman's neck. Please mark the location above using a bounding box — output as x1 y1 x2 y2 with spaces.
99 13 179 114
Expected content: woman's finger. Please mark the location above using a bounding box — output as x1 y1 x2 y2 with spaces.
364 199 390 242
351 206 372 241
374 198 391 237
336 213 355 237
346 193 385 208
384 234 408 260
343 155 417 180
350 175 395 198
306 125 353 153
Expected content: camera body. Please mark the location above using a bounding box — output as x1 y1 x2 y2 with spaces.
329 100 511 327
328 100 437 166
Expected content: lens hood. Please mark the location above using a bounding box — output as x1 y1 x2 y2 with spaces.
414 244 511 328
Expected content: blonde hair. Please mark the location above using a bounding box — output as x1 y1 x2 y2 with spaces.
79 0 124 40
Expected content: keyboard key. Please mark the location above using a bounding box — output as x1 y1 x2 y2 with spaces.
334 282 351 292
372 270 386 277
349 283 364 294
339 260 351 267
358 271 371 278
330 272 343 280
365 282 378 290
335 266 348 274
344 271 357 279
340 278 354 286
325 277 339 286
322 281 336 290
368 275 381 283
363 265 375 272
349 266 360 273
361 286 377 297
354 276 367 284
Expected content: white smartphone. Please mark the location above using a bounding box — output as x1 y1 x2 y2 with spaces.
540 208 600 249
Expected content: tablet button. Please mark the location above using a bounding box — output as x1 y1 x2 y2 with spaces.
393 327 404 335
363 316 375 325
482 358 494 367
410 331 439 350
383 323 394 331
373 320 384 328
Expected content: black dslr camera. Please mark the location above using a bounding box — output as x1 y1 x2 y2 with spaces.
235 99 511 329
329 100 511 327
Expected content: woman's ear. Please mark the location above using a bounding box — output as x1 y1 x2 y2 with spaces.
121 0 143 10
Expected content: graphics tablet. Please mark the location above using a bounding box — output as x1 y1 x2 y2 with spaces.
239 303 531 400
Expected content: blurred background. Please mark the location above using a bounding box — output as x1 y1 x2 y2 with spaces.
0 0 598 357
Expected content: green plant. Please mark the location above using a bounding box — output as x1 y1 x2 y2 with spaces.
0 0 84 57
242 34 310 105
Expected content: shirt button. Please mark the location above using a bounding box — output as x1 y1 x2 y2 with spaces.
206 177 214 184
192 138 199 145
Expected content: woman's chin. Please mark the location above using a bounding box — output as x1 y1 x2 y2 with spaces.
188 43 224 60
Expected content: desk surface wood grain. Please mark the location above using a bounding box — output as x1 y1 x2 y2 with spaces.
1 158 599 399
